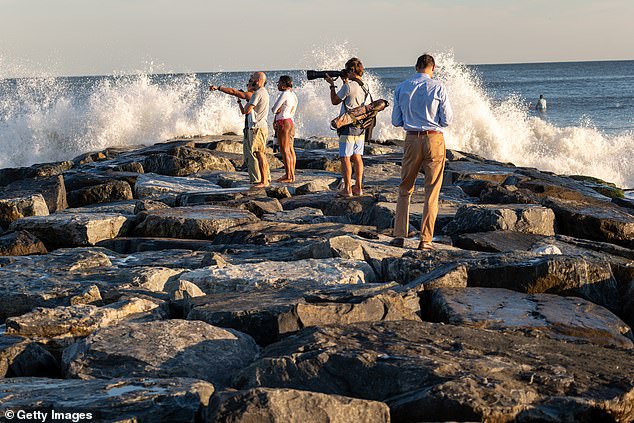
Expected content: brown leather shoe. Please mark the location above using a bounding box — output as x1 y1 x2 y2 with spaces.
389 237 405 248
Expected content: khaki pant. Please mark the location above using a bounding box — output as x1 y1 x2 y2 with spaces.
393 132 446 243
243 127 270 183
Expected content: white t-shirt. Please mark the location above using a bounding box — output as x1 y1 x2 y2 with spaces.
337 80 367 115
271 90 298 121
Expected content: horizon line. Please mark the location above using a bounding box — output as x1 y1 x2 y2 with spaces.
4 57 633 80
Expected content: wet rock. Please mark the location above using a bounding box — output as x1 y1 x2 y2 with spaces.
429 287 633 347
63 320 259 388
134 173 222 204
187 284 418 346
295 150 341 172
544 197 634 248
0 193 49 228
143 146 235 176
5 297 159 338
9 212 129 248
444 204 555 236
235 321 634 423
0 336 59 377
208 388 390 423
133 205 258 239
67 179 133 208
0 230 47 256
479 184 539 204
0 377 214 422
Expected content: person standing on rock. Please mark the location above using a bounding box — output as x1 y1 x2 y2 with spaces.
324 58 369 197
271 75 298 183
209 73 270 187
391 54 453 250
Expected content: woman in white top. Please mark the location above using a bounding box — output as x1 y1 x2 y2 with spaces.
271 75 298 182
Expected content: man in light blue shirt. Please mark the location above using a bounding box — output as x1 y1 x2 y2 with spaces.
391 54 453 250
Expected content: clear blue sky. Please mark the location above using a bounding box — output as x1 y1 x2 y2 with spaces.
1 0 632 77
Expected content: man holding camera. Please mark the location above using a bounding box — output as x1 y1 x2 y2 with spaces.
391 54 453 250
210 72 270 187
324 58 368 197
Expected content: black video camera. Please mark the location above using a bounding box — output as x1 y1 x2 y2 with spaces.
306 69 347 80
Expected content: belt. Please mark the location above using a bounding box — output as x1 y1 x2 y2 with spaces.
406 130 442 136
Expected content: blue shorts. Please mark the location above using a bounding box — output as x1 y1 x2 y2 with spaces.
338 135 365 157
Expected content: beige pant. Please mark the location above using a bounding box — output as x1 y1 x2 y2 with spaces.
243 127 269 183
393 132 446 243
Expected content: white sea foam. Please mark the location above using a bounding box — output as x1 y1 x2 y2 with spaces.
1 48 632 188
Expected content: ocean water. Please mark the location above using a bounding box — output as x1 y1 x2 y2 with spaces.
1 51 633 189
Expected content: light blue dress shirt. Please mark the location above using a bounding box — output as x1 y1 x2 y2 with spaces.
392 73 453 132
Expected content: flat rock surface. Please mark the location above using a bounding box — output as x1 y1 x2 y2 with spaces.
134 205 257 239
429 287 633 347
179 258 376 294
9 212 129 248
235 320 634 422
63 320 259 388
0 377 214 422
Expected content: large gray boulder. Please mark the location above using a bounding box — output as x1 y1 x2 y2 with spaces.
2 174 67 212
63 320 259 388
0 377 214 422
208 388 390 423
235 321 634 423
67 179 133 208
429 287 633 347
186 283 419 345
9 212 128 248
133 205 258 239
445 204 556 236
544 197 634 248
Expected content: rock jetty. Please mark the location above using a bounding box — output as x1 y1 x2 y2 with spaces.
1 135 633 422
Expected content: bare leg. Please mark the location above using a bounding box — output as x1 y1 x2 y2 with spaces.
253 151 270 188
339 156 353 196
351 154 364 195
